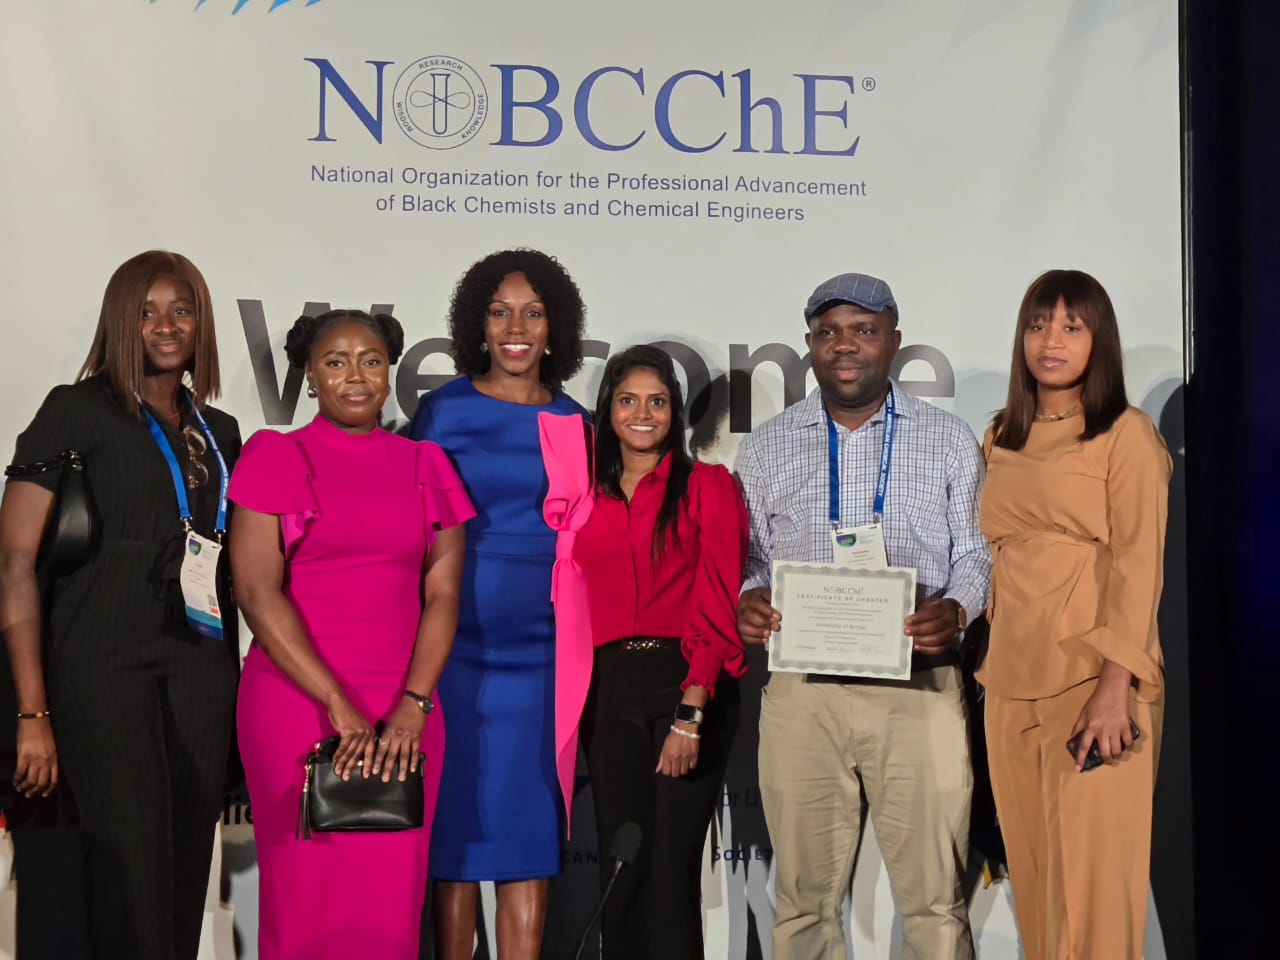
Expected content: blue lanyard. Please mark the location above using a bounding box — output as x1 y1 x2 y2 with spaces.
826 386 896 526
140 398 230 538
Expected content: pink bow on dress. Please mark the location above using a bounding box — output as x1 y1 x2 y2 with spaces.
537 411 594 834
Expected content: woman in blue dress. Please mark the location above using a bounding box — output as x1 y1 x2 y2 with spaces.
410 249 589 960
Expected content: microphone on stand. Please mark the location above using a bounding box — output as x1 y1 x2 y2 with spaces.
571 821 642 960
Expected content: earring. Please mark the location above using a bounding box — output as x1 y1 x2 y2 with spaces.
544 347 552 356
306 382 317 399
480 342 489 353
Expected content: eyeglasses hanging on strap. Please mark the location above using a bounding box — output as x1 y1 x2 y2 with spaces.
181 425 209 489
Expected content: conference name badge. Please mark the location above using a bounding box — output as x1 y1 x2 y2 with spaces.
180 531 224 641
830 523 889 569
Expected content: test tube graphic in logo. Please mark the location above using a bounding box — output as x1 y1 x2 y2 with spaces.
394 56 489 150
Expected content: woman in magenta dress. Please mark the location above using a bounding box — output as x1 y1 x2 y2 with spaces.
229 309 473 959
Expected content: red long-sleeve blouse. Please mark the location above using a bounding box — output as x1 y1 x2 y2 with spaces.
574 457 749 695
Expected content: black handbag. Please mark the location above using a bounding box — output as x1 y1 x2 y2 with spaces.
296 733 425 840
3 450 101 581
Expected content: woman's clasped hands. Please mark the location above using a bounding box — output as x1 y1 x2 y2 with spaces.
326 692 424 782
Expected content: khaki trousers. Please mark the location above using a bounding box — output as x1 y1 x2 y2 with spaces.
985 681 1163 960
759 666 975 960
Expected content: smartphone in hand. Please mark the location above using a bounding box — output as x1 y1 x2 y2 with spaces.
1066 720 1142 771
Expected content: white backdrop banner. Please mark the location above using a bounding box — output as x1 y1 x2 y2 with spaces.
0 1 1181 958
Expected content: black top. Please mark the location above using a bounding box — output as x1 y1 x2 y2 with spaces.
0 376 242 762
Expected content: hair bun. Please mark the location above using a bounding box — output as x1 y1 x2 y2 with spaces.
283 315 317 370
371 313 405 364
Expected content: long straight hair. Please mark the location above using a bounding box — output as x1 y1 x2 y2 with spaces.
993 269 1129 450
593 345 693 559
77 250 222 414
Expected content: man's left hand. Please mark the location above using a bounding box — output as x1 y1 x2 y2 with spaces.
905 598 962 655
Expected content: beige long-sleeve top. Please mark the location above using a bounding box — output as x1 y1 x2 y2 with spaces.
978 407 1172 702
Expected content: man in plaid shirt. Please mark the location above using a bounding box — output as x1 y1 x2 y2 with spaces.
735 272 991 960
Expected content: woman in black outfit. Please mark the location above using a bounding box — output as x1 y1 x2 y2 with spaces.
0 250 241 959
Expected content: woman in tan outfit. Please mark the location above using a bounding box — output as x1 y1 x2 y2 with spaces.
979 269 1171 960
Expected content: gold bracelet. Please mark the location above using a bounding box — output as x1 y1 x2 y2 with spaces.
669 724 701 741
16 710 52 720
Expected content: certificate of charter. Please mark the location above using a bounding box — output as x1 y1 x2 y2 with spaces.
768 562 917 681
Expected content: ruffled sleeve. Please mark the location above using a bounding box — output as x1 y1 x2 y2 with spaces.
228 430 320 554
681 463 750 695
415 440 475 533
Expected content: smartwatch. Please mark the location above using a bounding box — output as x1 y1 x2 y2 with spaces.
674 704 704 725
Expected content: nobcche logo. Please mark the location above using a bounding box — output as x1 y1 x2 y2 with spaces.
392 56 488 150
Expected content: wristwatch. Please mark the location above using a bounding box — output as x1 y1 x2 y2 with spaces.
674 704 704 725
404 690 434 715
954 602 968 632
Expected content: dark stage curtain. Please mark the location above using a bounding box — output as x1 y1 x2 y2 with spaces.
1184 0 1280 955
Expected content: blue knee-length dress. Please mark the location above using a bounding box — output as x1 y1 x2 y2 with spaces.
410 376 588 880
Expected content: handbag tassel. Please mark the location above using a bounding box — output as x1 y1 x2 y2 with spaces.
296 758 314 841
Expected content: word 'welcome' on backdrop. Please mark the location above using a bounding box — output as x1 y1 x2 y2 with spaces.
238 301 954 430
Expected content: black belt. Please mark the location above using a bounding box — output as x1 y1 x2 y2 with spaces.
615 636 680 653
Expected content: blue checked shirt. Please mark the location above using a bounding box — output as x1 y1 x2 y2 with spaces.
735 381 991 624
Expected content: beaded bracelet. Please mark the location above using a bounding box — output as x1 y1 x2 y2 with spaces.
669 724 701 740
17 710 52 720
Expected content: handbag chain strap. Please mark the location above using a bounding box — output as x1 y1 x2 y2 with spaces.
5 449 85 478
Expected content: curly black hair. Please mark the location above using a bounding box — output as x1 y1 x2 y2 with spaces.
447 249 586 389
284 309 405 370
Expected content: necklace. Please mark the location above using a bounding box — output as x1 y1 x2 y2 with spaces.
150 406 181 426
1034 405 1082 422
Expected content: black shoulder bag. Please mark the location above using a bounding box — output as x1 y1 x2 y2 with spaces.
4 450 101 582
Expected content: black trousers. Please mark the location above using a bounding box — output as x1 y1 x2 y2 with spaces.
581 639 739 960
4 788 91 959
46 629 238 960
4 652 90 959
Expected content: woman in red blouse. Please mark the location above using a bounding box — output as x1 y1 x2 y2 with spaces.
575 344 749 960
